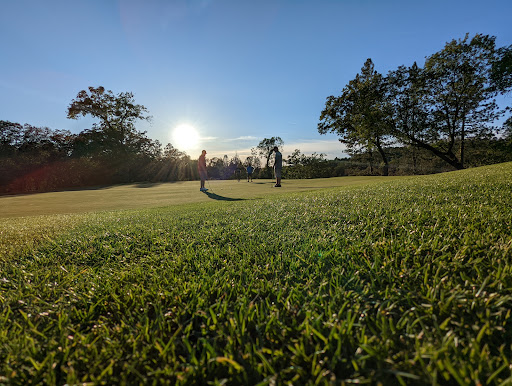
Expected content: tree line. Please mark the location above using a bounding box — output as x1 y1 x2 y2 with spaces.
4 110 508 196
0 118 336 194
0 84 362 195
318 33 512 175
0 91 328 194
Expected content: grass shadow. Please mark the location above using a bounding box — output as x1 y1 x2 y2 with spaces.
204 192 245 201
0 184 117 197
134 182 164 188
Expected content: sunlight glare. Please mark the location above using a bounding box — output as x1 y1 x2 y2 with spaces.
172 124 200 151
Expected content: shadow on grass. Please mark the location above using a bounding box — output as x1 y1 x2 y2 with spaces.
0 184 118 197
133 182 164 188
204 192 245 201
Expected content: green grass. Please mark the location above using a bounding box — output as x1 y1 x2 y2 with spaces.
1 164 511 384
0 176 397 218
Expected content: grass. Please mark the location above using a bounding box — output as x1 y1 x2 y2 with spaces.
0 176 397 218
1 164 511 384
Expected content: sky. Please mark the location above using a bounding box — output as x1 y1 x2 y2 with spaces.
1 0 511 161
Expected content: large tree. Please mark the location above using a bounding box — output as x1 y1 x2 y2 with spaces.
318 59 392 175
418 34 505 169
67 86 152 156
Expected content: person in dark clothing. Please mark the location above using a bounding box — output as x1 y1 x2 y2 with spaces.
246 165 254 182
273 146 282 187
198 150 208 192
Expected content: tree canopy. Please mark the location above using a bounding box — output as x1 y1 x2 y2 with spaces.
491 44 512 93
319 33 512 171
67 86 152 156
319 59 392 175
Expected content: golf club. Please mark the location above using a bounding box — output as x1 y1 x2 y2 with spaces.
207 178 212 192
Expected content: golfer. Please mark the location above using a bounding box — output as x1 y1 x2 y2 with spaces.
198 150 208 192
273 146 282 187
235 166 241 182
246 165 254 182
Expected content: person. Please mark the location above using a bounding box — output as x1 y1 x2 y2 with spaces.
246 165 254 182
198 150 208 192
273 146 282 187
235 165 241 182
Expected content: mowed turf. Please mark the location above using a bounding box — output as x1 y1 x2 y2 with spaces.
1 164 511 384
0 176 398 218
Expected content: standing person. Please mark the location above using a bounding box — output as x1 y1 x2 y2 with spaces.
273 146 282 187
246 165 254 182
198 150 208 192
235 165 241 182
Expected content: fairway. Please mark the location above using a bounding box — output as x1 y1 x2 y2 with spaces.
1 163 512 384
0 176 398 218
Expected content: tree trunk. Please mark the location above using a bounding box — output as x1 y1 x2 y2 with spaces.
412 145 418 175
460 116 466 169
368 149 374 174
411 137 463 170
265 152 271 169
375 137 389 176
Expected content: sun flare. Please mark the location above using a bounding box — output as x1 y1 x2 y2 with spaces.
172 124 200 151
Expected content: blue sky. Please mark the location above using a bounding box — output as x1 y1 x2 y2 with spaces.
1 0 511 160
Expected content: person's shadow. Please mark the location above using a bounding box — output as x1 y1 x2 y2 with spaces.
204 191 244 201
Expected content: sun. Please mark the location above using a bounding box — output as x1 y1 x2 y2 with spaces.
172 124 200 151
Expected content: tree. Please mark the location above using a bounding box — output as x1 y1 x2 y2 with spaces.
207 157 225 179
419 34 504 169
248 148 262 169
285 149 328 178
163 143 185 159
491 44 512 93
0 121 23 157
318 59 392 175
504 116 512 143
386 63 431 174
151 143 190 182
243 154 260 169
255 137 284 169
67 86 151 156
0 121 78 193
0 121 73 159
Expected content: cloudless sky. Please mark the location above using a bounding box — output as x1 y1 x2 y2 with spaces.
1 0 511 160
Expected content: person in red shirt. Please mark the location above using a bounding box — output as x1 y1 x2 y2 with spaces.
198 150 208 192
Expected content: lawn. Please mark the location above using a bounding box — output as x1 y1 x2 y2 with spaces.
1 165 511 384
0 176 397 218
